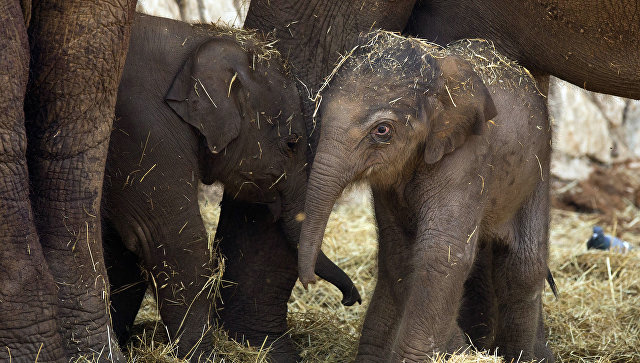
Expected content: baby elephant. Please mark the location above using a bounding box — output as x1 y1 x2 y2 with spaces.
298 32 554 362
103 14 359 360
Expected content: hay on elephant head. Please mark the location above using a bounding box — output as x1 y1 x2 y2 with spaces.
191 22 284 71
309 31 542 137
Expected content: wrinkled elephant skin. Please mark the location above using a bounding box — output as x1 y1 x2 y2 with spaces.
406 0 640 99
1 0 136 361
0 1 65 360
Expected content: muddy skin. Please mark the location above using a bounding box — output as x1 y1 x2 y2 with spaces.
298 33 554 362
103 14 359 361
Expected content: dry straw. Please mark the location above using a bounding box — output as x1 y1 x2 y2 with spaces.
121 184 640 362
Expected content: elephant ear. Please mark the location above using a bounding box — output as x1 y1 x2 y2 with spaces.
165 38 250 154
422 56 497 164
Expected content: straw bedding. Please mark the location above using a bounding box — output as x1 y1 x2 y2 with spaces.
120 182 640 362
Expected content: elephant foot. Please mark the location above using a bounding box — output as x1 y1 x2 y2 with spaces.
445 325 470 355
69 333 125 362
266 337 299 363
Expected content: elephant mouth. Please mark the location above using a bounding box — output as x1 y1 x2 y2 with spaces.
230 176 279 202
266 193 282 221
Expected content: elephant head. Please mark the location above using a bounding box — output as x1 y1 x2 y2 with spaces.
298 31 497 285
165 35 307 236
164 33 360 305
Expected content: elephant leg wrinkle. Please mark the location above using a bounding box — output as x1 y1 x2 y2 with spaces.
21 0 137 361
0 0 66 361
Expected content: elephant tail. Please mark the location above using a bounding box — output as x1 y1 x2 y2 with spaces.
546 268 558 299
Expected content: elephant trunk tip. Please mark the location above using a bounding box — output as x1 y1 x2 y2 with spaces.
341 286 362 306
298 264 317 289
298 245 318 288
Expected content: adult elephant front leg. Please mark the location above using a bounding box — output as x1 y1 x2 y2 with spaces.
0 1 65 361
216 196 298 362
24 1 136 360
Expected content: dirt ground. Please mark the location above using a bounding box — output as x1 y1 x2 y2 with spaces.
123 175 640 362
552 161 640 232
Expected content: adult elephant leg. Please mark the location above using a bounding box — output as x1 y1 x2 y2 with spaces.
24 1 136 360
0 1 65 361
490 180 552 362
216 195 298 362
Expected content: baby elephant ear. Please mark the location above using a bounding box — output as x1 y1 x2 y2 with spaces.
423 56 497 164
165 39 244 154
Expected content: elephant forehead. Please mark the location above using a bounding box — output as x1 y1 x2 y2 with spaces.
322 96 367 124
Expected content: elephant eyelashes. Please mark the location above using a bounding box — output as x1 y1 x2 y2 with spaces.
371 122 393 143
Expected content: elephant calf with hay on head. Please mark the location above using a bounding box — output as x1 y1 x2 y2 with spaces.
103 14 360 360
298 31 554 362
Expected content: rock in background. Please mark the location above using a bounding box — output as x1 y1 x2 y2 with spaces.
550 78 640 229
550 77 640 179
137 0 247 26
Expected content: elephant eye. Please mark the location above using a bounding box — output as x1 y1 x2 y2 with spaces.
371 122 393 143
375 125 390 135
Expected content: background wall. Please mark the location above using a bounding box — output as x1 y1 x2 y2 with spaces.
550 78 640 181
137 0 247 27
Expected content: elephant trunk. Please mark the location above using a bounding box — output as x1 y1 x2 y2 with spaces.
278 166 361 305
298 151 351 287
278 167 307 245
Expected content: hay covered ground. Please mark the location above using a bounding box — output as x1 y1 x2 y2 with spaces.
125 183 640 362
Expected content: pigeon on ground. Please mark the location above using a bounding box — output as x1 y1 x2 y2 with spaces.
586 226 632 253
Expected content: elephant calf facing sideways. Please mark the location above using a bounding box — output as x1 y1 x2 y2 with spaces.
298 32 554 362
103 14 360 360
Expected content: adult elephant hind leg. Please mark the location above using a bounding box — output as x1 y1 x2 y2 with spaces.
490 181 553 362
0 1 65 361
25 0 136 360
216 196 299 363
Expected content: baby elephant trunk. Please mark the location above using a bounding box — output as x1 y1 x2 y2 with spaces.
279 175 361 305
298 152 349 288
